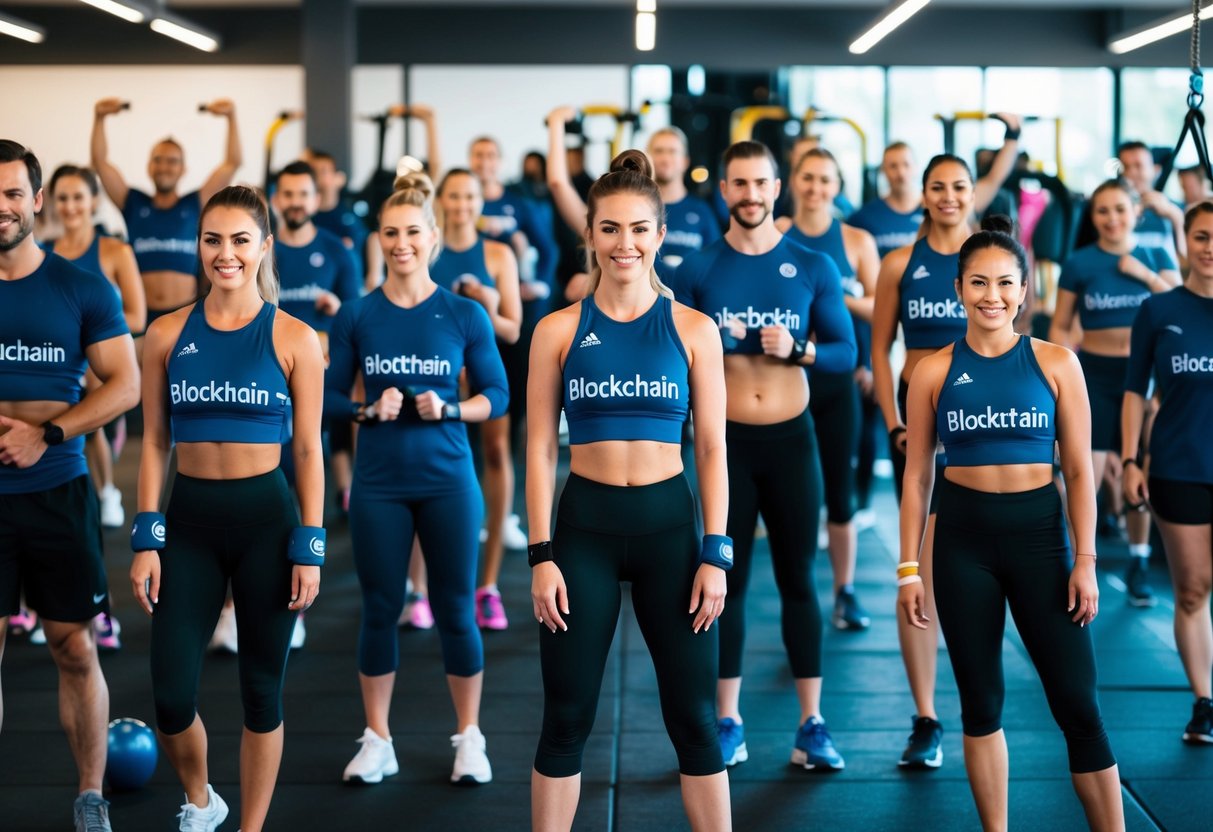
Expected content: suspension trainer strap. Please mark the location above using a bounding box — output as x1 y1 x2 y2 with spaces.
1155 0 1213 190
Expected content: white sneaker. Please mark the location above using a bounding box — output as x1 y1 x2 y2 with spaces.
176 784 228 832
450 725 492 785
208 606 238 654
502 514 528 551
343 727 398 784
290 613 306 650
99 485 124 530
853 508 876 532
29 623 46 645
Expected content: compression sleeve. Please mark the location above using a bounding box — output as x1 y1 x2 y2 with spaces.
807 256 858 373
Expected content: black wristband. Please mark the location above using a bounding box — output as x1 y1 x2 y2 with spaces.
889 425 906 440
787 339 808 364
352 402 369 424
528 540 554 568
443 401 462 421
1004 126 1021 141
1123 457 1141 469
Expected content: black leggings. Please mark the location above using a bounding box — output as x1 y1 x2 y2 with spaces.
535 473 723 778
891 375 942 513
933 479 1116 773
808 369 858 524
719 410 823 679
151 470 298 735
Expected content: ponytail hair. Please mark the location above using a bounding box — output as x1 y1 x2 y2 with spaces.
199 185 278 305
380 161 442 264
584 149 671 299
956 214 1029 285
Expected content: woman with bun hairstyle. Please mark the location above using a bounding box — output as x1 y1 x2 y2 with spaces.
528 149 731 831
326 171 510 786
130 185 325 832
900 215 1123 830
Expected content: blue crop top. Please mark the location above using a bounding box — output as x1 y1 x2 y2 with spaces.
274 228 361 334
562 294 689 445
936 336 1056 467
122 188 200 276
44 235 105 283
431 237 496 292
847 198 923 259
1058 243 1174 331
166 301 290 444
900 238 966 350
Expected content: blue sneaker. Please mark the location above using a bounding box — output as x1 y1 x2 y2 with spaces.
717 718 749 766
791 716 845 771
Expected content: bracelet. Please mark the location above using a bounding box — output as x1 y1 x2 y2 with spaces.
787 339 808 364
131 511 167 552
288 526 326 566
700 534 734 571
1123 457 1140 469
897 574 923 587
528 540 555 568
1075 552 1097 561
897 561 920 578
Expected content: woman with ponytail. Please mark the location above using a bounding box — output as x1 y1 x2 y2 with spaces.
131 185 326 832
527 150 731 831
325 171 509 786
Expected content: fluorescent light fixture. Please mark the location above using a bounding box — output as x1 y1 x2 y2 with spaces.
637 0 657 12
1109 5 1213 55
688 64 706 96
150 11 220 52
635 11 656 51
0 11 46 43
79 0 149 24
849 0 931 55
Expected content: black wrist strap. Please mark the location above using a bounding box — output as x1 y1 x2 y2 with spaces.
787 339 807 364
1123 457 1141 469
528 541 554 568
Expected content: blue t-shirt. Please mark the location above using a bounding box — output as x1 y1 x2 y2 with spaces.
1058 243 1175 331
0 253 129 494
899 238 966 350
314 201 369 276
659 195 723 273
480 190 557 293
1134 207 1179 267
274 228 361 334
122 188 200 276
431 237 495 293
669 237 857 373
848 198 923 259
1125 286 1213 483
325 288 509 498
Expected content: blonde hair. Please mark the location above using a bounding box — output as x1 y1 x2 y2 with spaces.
380 169 442 265
584 149 672 299
199 185 278 304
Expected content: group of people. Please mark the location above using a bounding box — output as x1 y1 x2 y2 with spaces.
1 91 1211 832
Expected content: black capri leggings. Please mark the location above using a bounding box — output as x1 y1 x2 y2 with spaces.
891 375 943 513
809 368 859 524
933 478 1116 773
535 473 723 778
1077 351 1129 453
719 409 824 680
151 470 298 735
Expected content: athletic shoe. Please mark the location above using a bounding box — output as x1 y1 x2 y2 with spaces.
9 607 36 635
29 622 46 645
343 728 398 784
475 587 509 630
290 613 306 650
790 716 845 771
1125 558 1158 608
176 784 228 832
898 715 944 769
98 485 124 530
717 717 749 766
399 592 434 630
208 606 238 654
93 613 121 652
832 589 871 631
73 791 111 832
503 514 528 551
450 725 492 785
1183 697 1213 744
853 507 877 532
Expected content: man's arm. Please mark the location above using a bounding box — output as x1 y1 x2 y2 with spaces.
198 99 242 204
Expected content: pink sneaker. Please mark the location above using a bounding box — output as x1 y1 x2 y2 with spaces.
405 593 434 630
9 607 37 634
475 587 509 631
93 613 122 651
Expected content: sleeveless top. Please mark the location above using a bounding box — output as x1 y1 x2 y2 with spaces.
899 237 966 350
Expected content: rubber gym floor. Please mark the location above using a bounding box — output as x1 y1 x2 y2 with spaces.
1 444 1210 831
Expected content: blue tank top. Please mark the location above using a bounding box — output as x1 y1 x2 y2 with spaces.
660 195 722 272
899 238 966 350
936 336 1056 467
562 294 689 445
431 237 496 292
1126 287 1213 483
0 254 128 494
122 189 200 276
45 235 105 282
166 302 290 444
669 237 857 373
847 198 923 259
274 227 362 334
1134 207 1179 266
1058 243 1174 331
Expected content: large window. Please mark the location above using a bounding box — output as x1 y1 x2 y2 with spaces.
887 67 984 171
1121 68 1199 200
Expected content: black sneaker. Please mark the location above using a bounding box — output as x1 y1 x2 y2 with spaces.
832 589 871 631
1183 697 1213 744
1125 558 1158 608
898 715 943 769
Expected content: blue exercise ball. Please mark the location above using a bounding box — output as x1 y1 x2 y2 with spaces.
106 718 158 791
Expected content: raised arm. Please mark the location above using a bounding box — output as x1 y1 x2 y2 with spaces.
91 97 130 210
198 99 242 204
973 113 1021 216
389 104 442 178
546 106 590 234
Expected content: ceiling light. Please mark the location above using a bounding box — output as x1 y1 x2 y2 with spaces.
79 0 150 24
150 11 220 52
1109 5 1213 55
636 11 656 52
849 0 931 55
0 11 46 44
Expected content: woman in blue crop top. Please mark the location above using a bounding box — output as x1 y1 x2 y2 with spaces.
1122 201 1213 745
902 217 1123 831
130 186 326 832
527 150 731 831
1049 179 1181 607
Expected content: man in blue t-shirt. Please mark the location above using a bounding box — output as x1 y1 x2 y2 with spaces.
1119 140 1186 268
0 140 140 831
647 126 723 277
848 142 924 259
303 148 373 290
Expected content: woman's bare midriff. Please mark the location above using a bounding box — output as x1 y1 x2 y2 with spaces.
944 462 1055 494
177 442 284 480
1075 328 1131 357
569 440 684 487
143 269 199 312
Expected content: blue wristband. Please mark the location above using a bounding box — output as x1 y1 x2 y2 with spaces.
700 534 734 571
288 526 326 566
131 512 166 551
